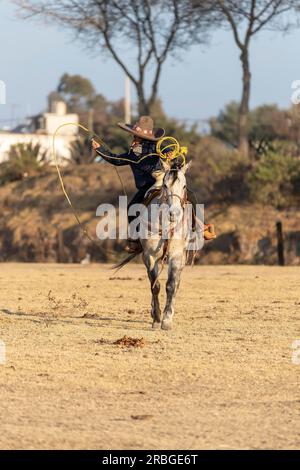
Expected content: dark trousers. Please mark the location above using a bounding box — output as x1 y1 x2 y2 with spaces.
127 183 153 224
187 189 197 215
128 185 198 225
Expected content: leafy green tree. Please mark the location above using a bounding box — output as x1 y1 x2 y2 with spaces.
210 101 239 147
57 73 95 112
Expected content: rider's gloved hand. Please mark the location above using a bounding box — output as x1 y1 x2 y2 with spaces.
91 138 100 150
91 138 104 162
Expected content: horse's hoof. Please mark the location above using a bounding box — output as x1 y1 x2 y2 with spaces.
161 319 173 331
152 321 161 329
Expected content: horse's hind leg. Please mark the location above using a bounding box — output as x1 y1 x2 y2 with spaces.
143 255 161 328
161 255 184 331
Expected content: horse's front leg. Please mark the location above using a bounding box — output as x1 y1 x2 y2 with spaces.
161 255 184 331
143 254 161 328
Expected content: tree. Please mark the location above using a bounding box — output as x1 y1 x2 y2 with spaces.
210 101 240 146
51 73 122 139
57 74 95 112
248 104 291 154
207 0 298 157
210 101 294 155
15 0 212 115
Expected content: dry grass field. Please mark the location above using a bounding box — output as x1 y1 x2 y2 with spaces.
0 263 299 449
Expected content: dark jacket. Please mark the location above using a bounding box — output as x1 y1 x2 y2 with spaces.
95 141 163 189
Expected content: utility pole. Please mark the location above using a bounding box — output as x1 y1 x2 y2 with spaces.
124 75 131 124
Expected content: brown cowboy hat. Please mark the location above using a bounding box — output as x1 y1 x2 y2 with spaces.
117 116 165 142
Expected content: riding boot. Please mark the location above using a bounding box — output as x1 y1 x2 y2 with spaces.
204 224 216 240
187 189 197 231
187 189 216 240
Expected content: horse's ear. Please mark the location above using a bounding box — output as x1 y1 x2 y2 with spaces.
183 160 192 174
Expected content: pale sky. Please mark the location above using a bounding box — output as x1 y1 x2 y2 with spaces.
0 0 300 128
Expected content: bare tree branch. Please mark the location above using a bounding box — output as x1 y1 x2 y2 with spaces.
14 0 212 114
209 0 299 156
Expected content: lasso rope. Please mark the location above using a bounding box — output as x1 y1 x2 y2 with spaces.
51 122 117 250
51 122 188 249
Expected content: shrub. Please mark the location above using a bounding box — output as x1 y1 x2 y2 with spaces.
0 142 48 185
187 136 248 203
69 136 97 165
246 152 300 207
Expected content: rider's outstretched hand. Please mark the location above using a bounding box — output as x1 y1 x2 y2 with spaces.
91 138 100 150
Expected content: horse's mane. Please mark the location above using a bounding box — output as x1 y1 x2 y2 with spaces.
170 168 178 185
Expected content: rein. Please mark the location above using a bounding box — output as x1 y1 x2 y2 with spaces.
159 174 188 208
161 190 188 208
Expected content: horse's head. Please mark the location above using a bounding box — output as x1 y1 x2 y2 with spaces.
162 162 191 223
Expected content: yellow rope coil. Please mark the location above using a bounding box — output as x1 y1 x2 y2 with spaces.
156 136 186 165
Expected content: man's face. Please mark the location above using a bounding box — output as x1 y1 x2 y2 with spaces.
131 136 143 155
131 136 143 147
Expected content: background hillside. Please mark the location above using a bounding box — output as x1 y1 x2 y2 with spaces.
0 162 299 265
1 76 300 265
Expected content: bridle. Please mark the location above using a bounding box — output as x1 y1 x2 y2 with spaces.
166 190 188 208
160 172 188 209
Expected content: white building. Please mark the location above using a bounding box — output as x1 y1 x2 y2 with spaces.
0 93 79 163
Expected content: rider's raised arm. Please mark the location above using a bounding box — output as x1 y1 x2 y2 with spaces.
95 145 131 166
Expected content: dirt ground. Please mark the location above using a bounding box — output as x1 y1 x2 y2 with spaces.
0 263 299 450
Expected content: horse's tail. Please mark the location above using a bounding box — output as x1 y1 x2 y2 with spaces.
112 247 143 273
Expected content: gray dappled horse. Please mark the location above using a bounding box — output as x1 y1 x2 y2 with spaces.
140 163 194 330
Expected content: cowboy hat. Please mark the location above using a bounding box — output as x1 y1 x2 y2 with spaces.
117 116 165 142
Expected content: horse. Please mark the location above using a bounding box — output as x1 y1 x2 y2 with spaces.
119 161 199 330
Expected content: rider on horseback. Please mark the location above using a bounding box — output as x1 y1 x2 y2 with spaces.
91 116 216 251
